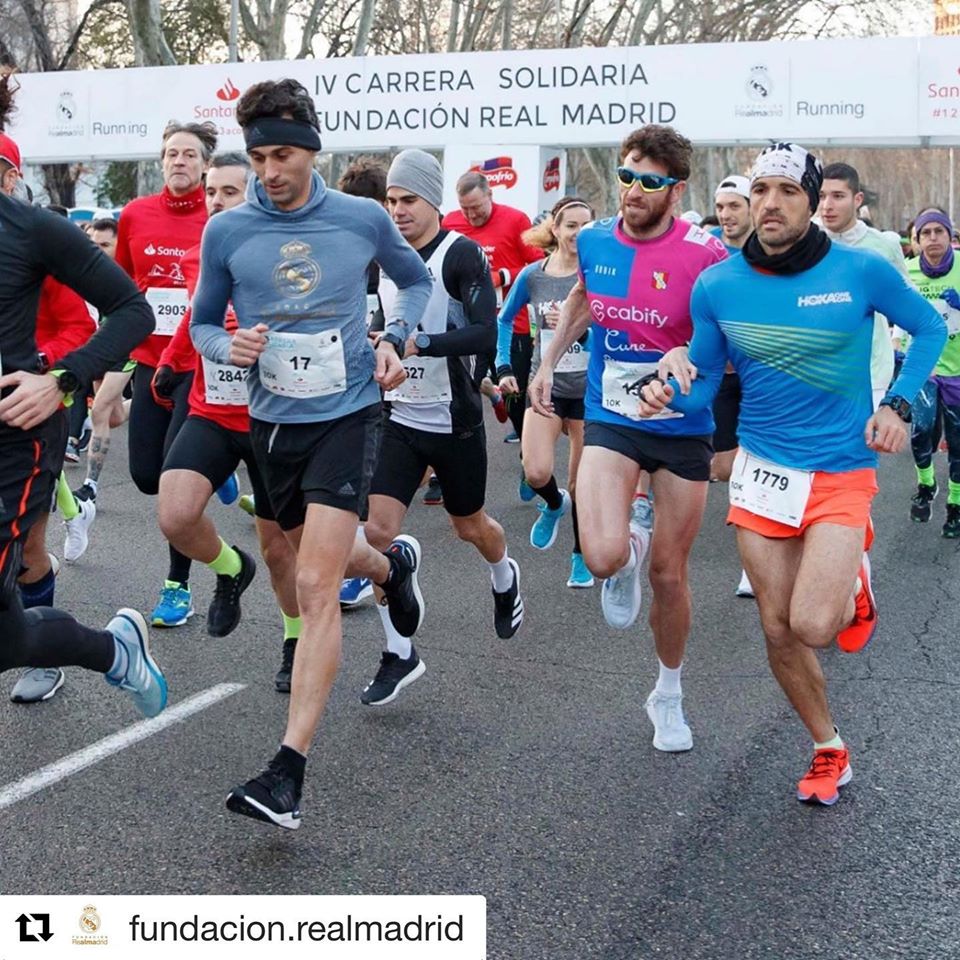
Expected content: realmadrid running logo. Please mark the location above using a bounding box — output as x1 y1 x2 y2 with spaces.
79 905 100 934
273 239 321 299
746 66 772 101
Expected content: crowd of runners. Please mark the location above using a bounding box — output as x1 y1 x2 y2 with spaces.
1 71 956 829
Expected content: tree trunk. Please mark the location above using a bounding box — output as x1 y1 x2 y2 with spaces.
125 0 176 66
352 0 376 54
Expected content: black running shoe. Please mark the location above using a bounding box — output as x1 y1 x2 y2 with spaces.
943 504 960 539
360 647 426 705
422 475 443 506
275 637 296 694
381 535 424 637
910 482 938 522
207 546 257 638
492 558 524 639
226 759 301 830
73 481 97 503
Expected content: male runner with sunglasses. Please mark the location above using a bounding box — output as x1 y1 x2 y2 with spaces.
529 125 726 753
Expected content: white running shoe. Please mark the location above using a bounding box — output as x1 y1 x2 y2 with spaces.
601 529 649 629
645 689 693 752
63 498 96 563
736 569 755 598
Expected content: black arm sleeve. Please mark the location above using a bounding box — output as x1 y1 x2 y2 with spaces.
31 208 155 384
423 237 497 359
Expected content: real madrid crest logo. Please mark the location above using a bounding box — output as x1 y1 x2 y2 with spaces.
274 239 321 299
79 904 101 933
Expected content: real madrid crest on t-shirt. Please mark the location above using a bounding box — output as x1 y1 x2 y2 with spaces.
273 239 321 299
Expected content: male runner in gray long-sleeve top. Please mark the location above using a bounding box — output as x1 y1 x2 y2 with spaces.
190 78 432 830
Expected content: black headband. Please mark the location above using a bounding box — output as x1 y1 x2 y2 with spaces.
243 117 322 152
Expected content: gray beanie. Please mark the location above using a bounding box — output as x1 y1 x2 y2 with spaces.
387 148 443 210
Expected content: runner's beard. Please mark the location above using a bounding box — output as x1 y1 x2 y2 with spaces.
621 190 673 234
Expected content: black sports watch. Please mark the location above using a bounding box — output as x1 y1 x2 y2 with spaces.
380 332 405 360
50 368 81 396
879 394 912 423
414 332 431 353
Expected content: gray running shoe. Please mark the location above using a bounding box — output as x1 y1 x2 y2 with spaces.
104 608 168 718
10 667 65 704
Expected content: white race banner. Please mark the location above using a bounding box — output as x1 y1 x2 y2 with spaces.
10 36 958 163
0 895 486 959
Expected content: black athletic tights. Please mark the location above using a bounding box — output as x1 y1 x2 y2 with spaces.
128 363 194 584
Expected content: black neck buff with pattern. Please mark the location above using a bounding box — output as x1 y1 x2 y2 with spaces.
243 117 322 152
743 222 831 275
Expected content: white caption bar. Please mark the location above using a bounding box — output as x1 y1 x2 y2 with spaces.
0 896 486 959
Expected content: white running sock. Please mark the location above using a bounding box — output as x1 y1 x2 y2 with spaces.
488 553 514 593
618 540 639 577
655 660 682 696
814 726 844 751
376 602 412 660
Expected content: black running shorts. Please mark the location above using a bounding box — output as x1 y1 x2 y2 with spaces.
0 411 68 596
371 418 487 517
712 372 741 454
249 403 382 530
584 420 713 483
161 415 274 522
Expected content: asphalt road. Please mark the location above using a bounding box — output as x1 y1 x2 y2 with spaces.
1 411 958 960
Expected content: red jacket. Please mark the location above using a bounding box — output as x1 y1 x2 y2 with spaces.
115 184 207 368
159 245 248 433
35 277 97 367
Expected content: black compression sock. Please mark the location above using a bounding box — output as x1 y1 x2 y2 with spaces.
572 501 582 554
167 544 191 586
531 475 563 511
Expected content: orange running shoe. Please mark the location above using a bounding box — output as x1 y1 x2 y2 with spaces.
837 553 877 653
797 746 852 805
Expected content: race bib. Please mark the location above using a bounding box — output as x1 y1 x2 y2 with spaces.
729 448 813 528
934 298 960 337
202 356 248 406
258 329 347 399
601 359 682 422
541 329 589 374
145 287 188 337
385 356 452 404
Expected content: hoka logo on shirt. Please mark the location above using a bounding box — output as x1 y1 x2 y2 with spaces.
797 291 853 307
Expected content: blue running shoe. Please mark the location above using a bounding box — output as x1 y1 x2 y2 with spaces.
150 580 194 627
216 472 240 506
518 475 537 503
504 431 520 444
105 608 167 718
340 577 373 607
567 552 595 589
530 489 571 550
630 494 654 535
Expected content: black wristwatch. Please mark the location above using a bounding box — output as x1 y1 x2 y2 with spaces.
380 332 405 360
879 394 912 423
414 332 431 354
50 368 81 396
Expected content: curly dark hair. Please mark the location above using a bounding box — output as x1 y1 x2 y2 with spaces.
160 120 219 160
0 71 18 132
338 156 387 202
236 79 320 131
619 125 692 181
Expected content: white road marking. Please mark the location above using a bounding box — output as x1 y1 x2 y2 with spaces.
0 682 246 809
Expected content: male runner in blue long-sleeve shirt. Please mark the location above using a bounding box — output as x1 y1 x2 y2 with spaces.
190 79 432 830
640 142 945 807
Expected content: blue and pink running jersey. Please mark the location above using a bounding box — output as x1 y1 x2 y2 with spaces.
578 216 727 435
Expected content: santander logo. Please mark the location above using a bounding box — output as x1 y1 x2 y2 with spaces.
471 156 517 189
543 157 561 192
217 78 241 102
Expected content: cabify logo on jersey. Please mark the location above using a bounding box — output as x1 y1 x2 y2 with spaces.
471 156 517 189
543 157 561 192
651 271 669 290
